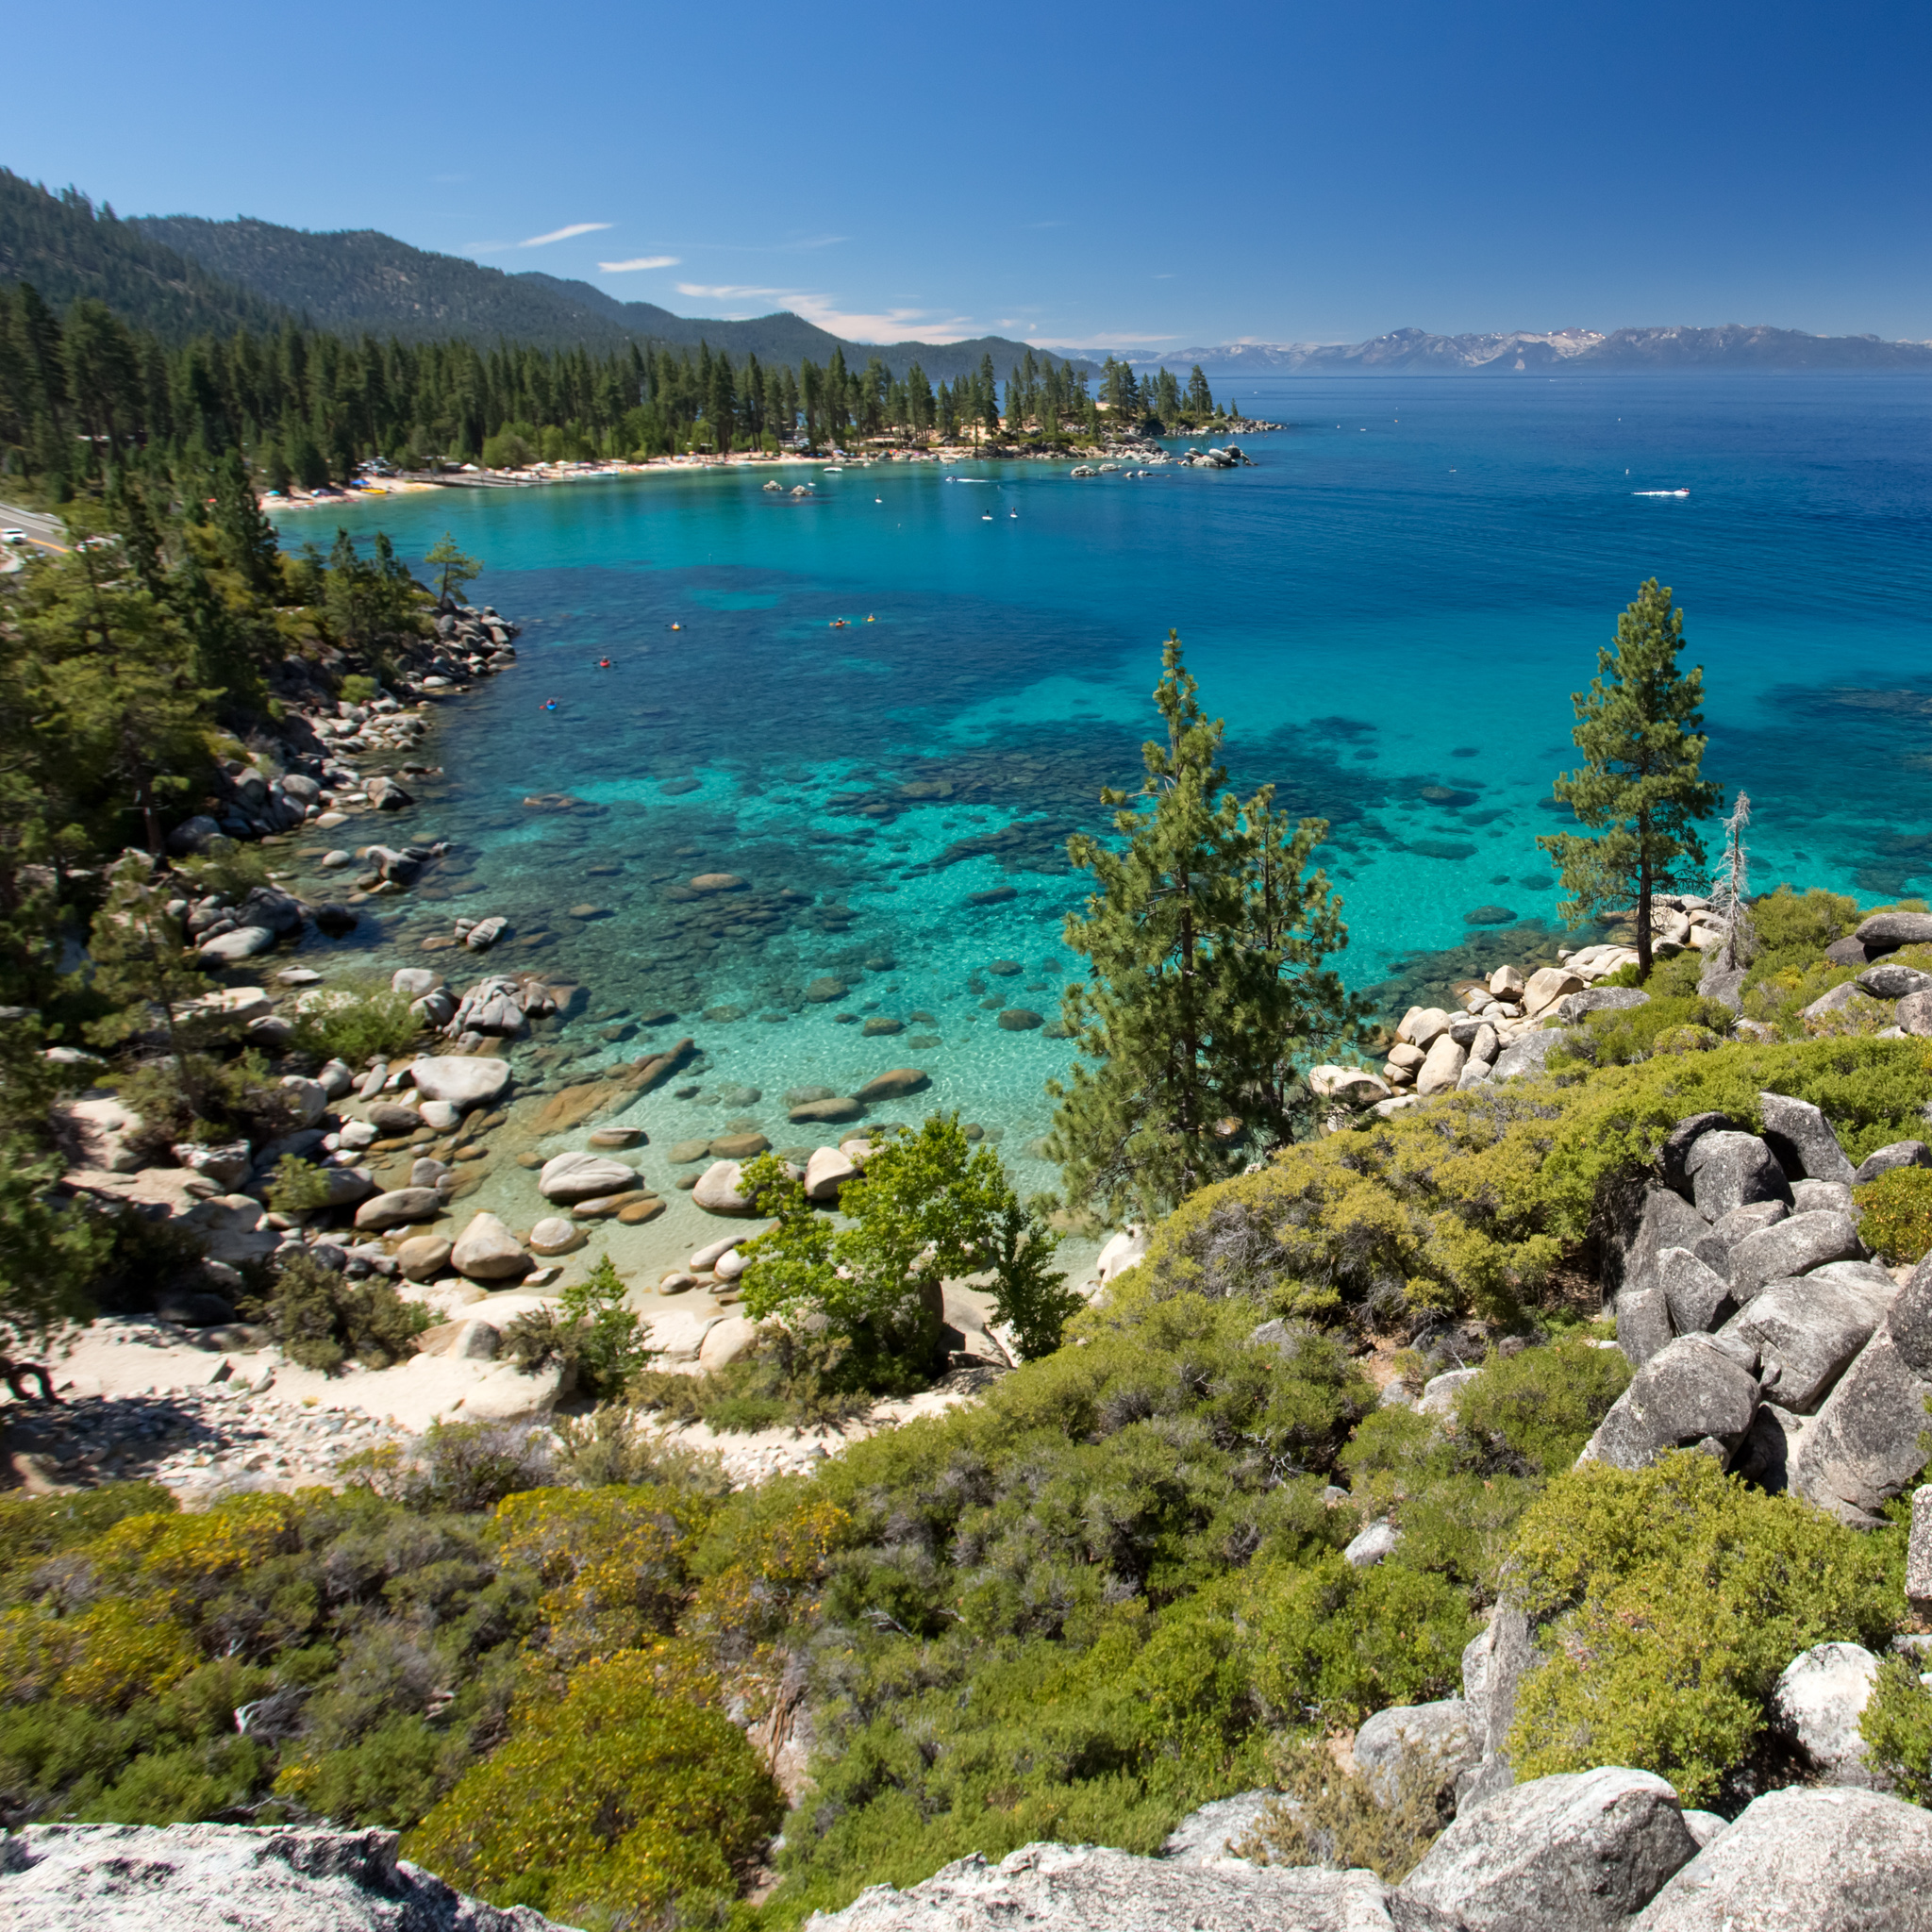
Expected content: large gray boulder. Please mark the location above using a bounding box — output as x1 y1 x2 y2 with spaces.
1354 1698 1479 1806
1657 1247 1735 1335
1757 1091 1857 1186
1789 1257 1932 1523
1400 1767 1699 1931
0 1823 568 1931
1854 1140 1932 1184
1855 908 1932 953
1721 1273 1890 1413
1859 961 1932 999
802 1840 1456 1932
1615 1186 1713 1366
1685 1131 1792 1222
1158 1791 1281 1868
1658 1112 1736 1193
1491 1029 1567 1082
1627 1784 1932 1930
1457 1602 1534 1807
1725 1210 1865 1302
1553 987 1650 1024
1771 1642 1882 1785
1690 1199 1787 1277
1579 1335 1760 1471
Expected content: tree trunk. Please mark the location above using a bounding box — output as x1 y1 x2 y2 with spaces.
1635 814 1654 980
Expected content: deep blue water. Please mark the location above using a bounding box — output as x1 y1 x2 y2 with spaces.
304 375 1932 1183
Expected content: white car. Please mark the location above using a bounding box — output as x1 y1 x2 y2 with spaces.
0 529 27 546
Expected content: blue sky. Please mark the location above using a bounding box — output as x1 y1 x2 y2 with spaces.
10 0 1930 347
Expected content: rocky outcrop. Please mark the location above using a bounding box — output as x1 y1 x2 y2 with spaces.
803 1840 1453 1932
1402 1768 1700 1931
0 1822 572 1931
1627 1784 1932 1929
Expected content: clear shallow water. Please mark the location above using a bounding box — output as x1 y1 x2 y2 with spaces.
306 375 1932 1191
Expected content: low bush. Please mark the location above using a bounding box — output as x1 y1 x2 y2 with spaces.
405 1653 783 1929
239 1251 429 1374
291 982 424 1066
1859 1652 1932 1805
1506 1453 1903 1807
1236 1736 1448 1882
629 1328 895 1434
500 1256 650 1400
1854 1166 1932 1264
1128 1038 1932 1327
1556 994 1738 1069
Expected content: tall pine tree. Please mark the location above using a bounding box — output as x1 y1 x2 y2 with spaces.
1048 632 1358 1220
1538 579 1721 977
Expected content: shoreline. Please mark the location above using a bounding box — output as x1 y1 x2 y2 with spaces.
258 423 1286 511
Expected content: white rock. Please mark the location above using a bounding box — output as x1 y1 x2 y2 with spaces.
1415 1033 1468 1095
391 967 439 996
0 1821 579 1932
805 1144 858 1202
1522 965 1587 1017
1418 1367 1481 1414
1397 1006 1454 1048
1094 1224 1150 1285
199 925 276 964
1343 1521 1401 1567
699 1315 761 1370
693 1158 756 1215
417 1100 461 1131
460 1361 564 1421
538 1151 639 1203
278 1076 329 1129
1772 1641 1882 1783
714 1248 748 1281
449 1210 530 1282
56 1092 146 1174
527 1216 583 1257
408 1055 511 1108
643 1308 721 1362
1489 965 1525 997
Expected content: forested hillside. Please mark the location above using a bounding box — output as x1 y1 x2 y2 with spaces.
0 172 285 342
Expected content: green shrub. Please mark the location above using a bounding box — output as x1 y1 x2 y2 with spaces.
1859 1652 1932 1805
1130 1038 1932 1326
630 1328 894 1434
405 1655 781 1927
339 674 379 705
291 983 424 1065
240 1251 428 1374
1506 1453 1902 1806
341 1420 557 1513
1556 994 1736 1070
501 1256 649 1400
265 1155 334 1217
1455 1341 1632 1476
1854 1166 1932 1264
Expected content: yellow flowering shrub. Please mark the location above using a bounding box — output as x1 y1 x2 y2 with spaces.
0 1597 197 1712
89 1492 301 1614
405 1650 782 1926
494 1485 708 1666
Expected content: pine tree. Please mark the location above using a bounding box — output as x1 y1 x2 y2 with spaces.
424 531 482 608
1048 632 1359 1220
1538 579 1721 978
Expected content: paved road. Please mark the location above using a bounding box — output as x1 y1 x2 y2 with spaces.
0 499 68 549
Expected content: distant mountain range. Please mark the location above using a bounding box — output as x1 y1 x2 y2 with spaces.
0 170 1089 381
1124 325 1932 376
9 172 1930 384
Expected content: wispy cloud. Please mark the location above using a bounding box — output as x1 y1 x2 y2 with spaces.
600 256 679 272
518 222 613 248
464 242 510 256
675 283 978 341
776 234 848 252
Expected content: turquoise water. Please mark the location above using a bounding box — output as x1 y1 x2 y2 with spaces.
304 375 1932 1191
